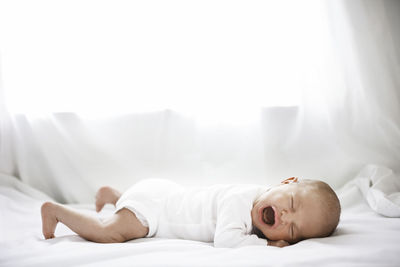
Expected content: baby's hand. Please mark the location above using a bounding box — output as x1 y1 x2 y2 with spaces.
268 240 290 248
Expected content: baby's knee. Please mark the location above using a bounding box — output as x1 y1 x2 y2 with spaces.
92 209 148 243
97 225 127 243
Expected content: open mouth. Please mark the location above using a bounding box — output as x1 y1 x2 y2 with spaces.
262 206 275 226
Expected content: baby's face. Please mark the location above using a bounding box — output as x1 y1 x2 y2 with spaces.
251 181 327 244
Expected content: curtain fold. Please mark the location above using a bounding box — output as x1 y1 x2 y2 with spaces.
0 0 399 203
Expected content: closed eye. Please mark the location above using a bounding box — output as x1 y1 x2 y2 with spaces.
290 194 295 242
290 224 294 241
291 193 294 210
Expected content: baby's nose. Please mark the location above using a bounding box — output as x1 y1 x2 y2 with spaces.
280 210 293 224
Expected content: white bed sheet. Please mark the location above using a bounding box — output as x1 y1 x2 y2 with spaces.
1 174 400 267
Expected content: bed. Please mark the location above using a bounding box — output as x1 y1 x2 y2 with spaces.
1 165 400 267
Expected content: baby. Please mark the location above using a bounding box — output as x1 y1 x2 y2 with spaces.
41 177 341 248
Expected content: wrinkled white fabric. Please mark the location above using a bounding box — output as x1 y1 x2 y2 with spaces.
0 172 52 201
345 165 400 217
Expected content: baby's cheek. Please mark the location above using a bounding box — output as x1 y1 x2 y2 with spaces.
264 228 285 241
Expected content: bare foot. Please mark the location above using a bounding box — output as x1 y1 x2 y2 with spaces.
95 186 121 212
41 202 59 239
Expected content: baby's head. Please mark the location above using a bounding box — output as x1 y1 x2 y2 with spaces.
251 177 341 244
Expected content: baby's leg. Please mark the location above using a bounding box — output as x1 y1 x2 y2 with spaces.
41 202 148 243
95 186 122 212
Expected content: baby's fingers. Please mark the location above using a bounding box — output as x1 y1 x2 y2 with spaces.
268 240 290 248
276 240 290 247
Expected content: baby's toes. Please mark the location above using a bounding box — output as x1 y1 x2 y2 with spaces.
95 186 111 212
95 200 105 212
96 186 112 200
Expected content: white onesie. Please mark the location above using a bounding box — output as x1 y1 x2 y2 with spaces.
115 178 269 248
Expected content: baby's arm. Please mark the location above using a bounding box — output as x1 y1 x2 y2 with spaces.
214 225 267 247
214 197 267 248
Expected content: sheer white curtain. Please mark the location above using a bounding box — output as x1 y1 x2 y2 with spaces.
266 0 400 187
0 0 399 203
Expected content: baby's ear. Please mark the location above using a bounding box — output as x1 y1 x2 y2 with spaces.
281 177 298 184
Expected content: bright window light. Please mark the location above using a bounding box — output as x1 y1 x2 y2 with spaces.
0 0 325 122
